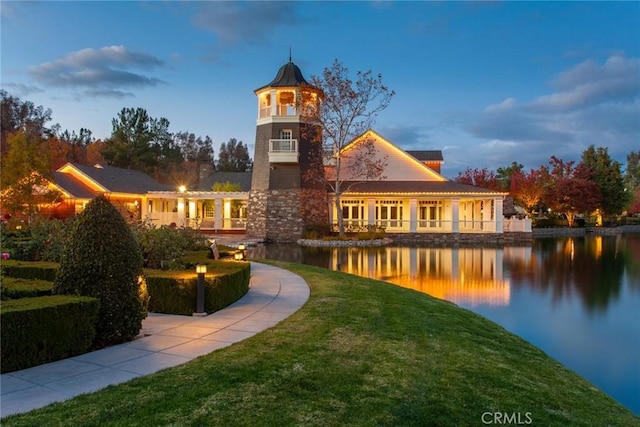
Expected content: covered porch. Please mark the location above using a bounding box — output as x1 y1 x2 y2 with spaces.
146 191 249 233
329 195 506 234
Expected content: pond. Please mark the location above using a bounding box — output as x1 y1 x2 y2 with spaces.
249 234 640 414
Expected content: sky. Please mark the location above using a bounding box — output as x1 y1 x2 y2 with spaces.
2 1 639 178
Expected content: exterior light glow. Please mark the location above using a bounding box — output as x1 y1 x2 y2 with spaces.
179 185 186 193
196 264 207 274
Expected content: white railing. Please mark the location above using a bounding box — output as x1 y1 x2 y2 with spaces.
269 139 298 152
503 217 532 232
268 139 299 163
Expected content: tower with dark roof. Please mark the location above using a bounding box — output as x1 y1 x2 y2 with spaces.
246 59 325 241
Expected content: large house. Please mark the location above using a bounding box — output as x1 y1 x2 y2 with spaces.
25 59 530 241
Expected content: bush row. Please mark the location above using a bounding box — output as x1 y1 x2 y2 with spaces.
1 277 54 300
0 295 100 373
1 261 59 281
147 262 250 315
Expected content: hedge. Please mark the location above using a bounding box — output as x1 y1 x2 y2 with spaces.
1 295 100 373
147 262 250 315
1 277 54 300
1 260 59 281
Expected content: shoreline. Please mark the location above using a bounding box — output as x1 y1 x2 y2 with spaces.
295 225 640 247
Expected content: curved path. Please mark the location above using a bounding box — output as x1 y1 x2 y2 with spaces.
0 262 309 418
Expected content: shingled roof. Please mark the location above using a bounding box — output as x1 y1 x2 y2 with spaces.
406 150 444 162
336 180 506 195
54 163 172 198
255 60 317 92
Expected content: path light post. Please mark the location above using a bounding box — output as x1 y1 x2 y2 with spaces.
194 264 207 316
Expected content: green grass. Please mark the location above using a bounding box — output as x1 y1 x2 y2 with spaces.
2 261 637 426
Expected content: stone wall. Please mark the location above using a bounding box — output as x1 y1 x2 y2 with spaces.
385 232 533 247
246 189 304 242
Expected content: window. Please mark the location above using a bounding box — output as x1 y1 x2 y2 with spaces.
280 130 292 139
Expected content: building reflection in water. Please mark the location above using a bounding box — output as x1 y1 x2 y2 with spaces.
327 246 520 307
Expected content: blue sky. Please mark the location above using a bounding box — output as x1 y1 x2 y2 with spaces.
2 1 639 178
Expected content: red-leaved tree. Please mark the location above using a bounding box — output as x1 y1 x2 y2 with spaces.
453 167 502 191
510 167 549 216
543 156 602 227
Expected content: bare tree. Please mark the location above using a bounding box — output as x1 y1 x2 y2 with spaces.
307 60 395 236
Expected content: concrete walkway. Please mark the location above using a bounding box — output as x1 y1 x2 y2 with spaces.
0 262 310 418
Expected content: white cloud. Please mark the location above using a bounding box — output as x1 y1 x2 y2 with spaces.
28 46 167 98
484 97 516 113
464 55 639 171
530 56 640 110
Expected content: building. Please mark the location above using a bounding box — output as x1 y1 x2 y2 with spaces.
22 59 530 240
245 58 326 241
324 129 509 236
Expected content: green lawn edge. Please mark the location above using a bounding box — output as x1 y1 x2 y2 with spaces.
2 260 637 426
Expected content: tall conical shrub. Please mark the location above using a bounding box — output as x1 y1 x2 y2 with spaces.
54 195 147 347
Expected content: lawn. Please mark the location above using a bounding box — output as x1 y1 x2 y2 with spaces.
2 261 637 426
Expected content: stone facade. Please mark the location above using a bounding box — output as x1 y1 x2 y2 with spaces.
385 232 533 247
246 189 304 242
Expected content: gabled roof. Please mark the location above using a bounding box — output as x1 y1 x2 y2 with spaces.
197 171 252 192
339 130 447 182
53 163 172 198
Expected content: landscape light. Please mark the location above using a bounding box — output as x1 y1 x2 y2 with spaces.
194 264 207 316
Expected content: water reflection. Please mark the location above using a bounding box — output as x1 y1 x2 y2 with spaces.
251 234 640 414
253 235 639 312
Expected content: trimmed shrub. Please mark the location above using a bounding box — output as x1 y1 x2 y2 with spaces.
53 195 147 347
1 277 53 300
1 260 59 281
146 262 250 315
0 295 99 373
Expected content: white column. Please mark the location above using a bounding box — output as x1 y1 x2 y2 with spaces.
188 200 197 223
367 199 376 227
214 198 223 231
495 197 504 233
409 198 417 232
177 197 185 227
451 198 460 233
270 89 278 116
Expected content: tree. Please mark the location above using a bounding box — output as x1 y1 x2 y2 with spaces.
510 166 549 216
102 108 180 179
624 151 640 214
308 59 395 236
0 90 54 157
496 162 524 191
581 145 628 222
453 167 503 191
0 131 60 220
216 138 252 172
543 156 602 227
53 195 147 347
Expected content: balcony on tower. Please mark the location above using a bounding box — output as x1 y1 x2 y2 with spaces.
258 89 319 121
268 138 299 163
